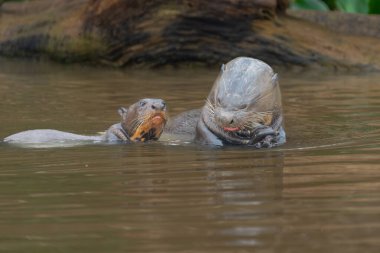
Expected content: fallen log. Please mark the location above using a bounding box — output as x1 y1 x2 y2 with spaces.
0 0 379 70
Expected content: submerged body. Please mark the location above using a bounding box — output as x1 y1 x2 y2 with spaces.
3 129 102 143
166 57 286 148
4 98 167 144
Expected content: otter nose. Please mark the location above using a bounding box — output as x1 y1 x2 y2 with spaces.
218 110 235 125
151 100 166 110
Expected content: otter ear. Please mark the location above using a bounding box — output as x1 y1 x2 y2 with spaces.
271 73 279 87
118 107 128 118
221 64 226 72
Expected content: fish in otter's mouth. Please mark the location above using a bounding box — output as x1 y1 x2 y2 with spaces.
130 111 167 142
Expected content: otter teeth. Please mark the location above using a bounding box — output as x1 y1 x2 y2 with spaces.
236 129 252 137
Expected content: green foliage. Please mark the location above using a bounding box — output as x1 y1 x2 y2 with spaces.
291 0 329 11
336 0 368 13
321 0 337 10
368 0 380 14
291 0 380 14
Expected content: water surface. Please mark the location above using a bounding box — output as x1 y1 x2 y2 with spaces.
1 58 380 252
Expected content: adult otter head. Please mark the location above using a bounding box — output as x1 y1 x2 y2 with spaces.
198 57 284 146
119 98 167 142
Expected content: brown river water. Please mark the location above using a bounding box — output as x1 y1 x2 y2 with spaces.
0 58 380 253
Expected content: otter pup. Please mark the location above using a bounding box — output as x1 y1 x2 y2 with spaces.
4 98 167 144
104 98 167 142
165 57 286 148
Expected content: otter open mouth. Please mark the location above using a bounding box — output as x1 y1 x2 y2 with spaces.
222 126 253 138
236 130 252 138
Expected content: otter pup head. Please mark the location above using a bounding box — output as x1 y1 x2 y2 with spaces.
202 57 283 144
119 98 167 142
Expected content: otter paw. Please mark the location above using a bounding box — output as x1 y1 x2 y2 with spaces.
254 135 276 148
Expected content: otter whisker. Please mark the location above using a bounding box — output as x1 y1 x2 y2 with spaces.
128 119 141 128
245 111 274 126
240 123 253 130
205 107 215 116
246 111 273 119
130 118 145 133
131 112 160 134
243 118 265 128
128 117 144 127
205 99 215 114
207 99 215 107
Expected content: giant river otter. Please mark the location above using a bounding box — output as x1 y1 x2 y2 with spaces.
165 57 286 148
4 98 167 144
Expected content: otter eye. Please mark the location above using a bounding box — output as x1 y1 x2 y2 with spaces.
139 101 147 107
238 104 248 110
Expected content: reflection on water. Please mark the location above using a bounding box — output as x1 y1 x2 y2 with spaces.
0 58 380 252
